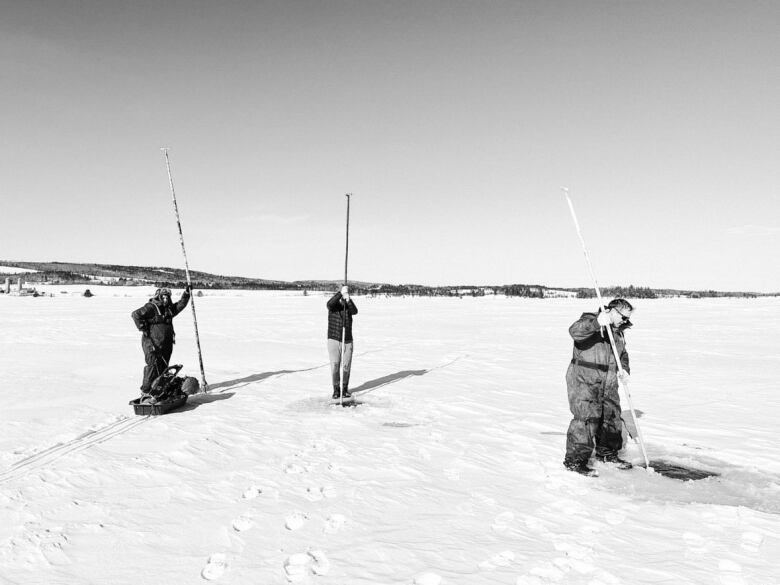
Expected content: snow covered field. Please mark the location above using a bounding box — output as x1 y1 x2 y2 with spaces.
1 287 778 585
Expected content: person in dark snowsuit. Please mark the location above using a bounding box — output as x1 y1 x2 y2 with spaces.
131 286 191 393
327 285 358 399
564 298 634 476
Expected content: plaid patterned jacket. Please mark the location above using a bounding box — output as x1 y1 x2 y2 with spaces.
326 292 358 342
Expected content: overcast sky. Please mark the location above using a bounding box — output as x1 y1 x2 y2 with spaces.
1 1 778 291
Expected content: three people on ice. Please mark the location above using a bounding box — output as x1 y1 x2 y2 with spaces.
564 298 634 476
327 285 358 399
129 286 637 477
131 286 191 394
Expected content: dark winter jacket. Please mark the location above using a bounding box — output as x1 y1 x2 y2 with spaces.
327 292 358 342
568 312 630 374
131 291 190 349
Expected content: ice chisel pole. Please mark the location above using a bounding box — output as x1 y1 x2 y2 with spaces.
561 187 650 469
339 194 352 406
161 148 208 392
344 193 351 285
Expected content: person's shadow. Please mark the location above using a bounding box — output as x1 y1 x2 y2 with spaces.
349 355 465 397
350 369 429 396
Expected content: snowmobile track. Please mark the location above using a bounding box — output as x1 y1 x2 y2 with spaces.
0 415 150 484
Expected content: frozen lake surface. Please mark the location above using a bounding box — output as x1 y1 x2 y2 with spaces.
1 287 778 584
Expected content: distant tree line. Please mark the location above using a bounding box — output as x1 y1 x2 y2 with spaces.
2 261 776 297
502 285 545 298
576 285 658 299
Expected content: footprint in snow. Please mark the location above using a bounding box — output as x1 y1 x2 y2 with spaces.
35 528 71 566
285 463 307 474
478 550 516 569
283 550 331 582
242 485 262 499
324 514 346 533
232 516 254 532
201 553 228 580
304 485 337 501
285 512 308 531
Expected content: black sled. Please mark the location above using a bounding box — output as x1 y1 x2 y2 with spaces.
129 364 199 415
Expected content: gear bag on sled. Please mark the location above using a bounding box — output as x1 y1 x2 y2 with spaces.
129 364 199 415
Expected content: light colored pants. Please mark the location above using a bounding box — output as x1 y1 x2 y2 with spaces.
327 339 353 390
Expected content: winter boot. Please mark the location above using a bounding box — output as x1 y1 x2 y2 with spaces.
564 459 599 477
597 453 633 470
332 386 341 399
341 386 352 399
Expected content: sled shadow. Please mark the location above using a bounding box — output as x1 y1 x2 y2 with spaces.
351 369 429 396
177 392 235 412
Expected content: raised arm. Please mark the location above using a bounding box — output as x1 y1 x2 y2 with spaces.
568 313 601 342
172 289 191 316
326 291 343 311
346 299 358 315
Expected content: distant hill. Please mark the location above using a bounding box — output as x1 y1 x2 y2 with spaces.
0 261 775 298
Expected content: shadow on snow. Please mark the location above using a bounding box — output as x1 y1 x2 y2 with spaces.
177 391 235 412
208 363 328 393
351 369 429 396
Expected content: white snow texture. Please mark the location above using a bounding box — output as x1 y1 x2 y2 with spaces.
0 286 778 585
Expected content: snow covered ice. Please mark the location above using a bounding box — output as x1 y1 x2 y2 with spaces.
1 287 779 584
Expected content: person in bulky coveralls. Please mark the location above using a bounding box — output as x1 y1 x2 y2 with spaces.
327 285 358 399
564 298 634 476
131 286 190 393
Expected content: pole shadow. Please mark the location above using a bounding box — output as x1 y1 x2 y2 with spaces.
208 363 328 393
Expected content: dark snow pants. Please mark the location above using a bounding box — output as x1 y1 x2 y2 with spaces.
564 361 623 465
141 337 172 392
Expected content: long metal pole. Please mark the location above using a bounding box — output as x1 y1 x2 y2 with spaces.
161 148 208 392
344 193 351 285
339 194 352 406
561 187 650 469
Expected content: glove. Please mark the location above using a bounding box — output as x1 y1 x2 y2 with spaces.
596 311 611 327
185 284 192 293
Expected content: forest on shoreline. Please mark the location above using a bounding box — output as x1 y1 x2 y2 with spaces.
0 260 772 299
